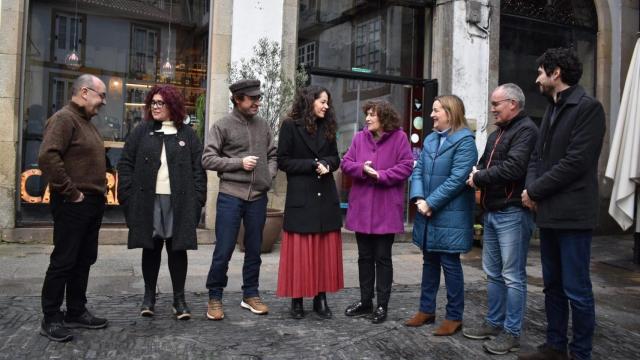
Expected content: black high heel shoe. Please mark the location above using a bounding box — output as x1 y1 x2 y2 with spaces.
290 298 304 319
312 292 332 319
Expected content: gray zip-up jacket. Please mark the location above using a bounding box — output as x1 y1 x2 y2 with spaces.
202 107 277 201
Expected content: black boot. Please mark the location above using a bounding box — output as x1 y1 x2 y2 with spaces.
312 292 332 319
290 298 304 319
140 285 156 317
371 304 388 324
172 291 191 320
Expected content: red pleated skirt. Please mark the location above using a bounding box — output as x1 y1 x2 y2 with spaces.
276 230 344 298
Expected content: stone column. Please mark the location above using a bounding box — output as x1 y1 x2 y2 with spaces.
431 0 496 155
203 0 234 229
0 0 25 230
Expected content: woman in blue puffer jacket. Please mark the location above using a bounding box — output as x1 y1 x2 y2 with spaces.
404 95 477 336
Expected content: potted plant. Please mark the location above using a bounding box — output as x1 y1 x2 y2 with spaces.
230 38 307 253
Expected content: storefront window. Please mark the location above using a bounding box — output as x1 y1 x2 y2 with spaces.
298 0 433 222
19 0 210 224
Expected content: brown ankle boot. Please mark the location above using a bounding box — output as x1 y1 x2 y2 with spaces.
433 319 462 336
404 311 435 327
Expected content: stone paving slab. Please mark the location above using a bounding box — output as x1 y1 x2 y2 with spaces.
0 284 638 360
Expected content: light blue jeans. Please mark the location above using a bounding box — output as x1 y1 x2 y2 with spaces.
482 206 534 337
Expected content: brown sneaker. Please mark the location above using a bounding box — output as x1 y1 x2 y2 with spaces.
240 297 269 315
433 319 463 336
404 311 435 327
206 299 224 320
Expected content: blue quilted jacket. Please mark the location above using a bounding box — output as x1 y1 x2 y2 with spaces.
410 128 478 253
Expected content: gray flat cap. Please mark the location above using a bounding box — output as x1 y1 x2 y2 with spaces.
229 79 261 96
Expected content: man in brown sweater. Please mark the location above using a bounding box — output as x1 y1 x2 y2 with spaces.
202 79 277 320
38 74 109 342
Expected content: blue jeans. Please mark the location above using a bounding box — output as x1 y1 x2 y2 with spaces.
540 228 595 360
206 192 267 299
419 251 464 320
483 206 534 337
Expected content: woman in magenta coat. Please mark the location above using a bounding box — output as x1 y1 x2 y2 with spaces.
341 100 414 323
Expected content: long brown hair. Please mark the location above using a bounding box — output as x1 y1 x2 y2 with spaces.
286 85 337 141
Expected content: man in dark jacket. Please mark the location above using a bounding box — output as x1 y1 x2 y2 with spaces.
519 48 606 360
202 79 277 320
464 83 538 355
38 74 109 342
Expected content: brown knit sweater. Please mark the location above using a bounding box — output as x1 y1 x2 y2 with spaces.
38 101 106 201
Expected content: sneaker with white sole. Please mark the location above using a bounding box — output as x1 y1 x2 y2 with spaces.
240 297 269 315
463 320 502 340
206 299 224 320
483 330 521 355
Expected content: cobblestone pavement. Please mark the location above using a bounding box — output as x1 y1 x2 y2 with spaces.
0 237 639 359
0 283 639 360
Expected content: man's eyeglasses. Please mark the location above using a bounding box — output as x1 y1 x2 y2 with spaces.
150 100 166 108
248 95 262 102
85 87 106 100
490 98 513 107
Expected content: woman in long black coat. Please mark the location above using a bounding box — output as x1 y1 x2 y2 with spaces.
117 85 206 320
276 85 343 319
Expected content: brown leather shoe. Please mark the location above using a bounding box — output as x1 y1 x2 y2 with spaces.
433 319 462 336
404 311 435 327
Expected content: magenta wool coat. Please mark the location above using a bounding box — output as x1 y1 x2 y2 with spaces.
341 128 414 234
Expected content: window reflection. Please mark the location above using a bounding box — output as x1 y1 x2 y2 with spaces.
20 0 210 224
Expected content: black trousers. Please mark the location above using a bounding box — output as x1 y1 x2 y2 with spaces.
41 193 105 321
355 233 395 306
141 238 187 295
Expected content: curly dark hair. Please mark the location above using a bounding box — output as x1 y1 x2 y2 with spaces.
285 85 337 141
536 48 583 86
362 100 401 132
143 85 186 126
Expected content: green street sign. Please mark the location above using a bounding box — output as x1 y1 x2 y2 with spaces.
351 67 372 73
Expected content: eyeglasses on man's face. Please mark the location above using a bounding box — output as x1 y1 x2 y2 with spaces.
150 100 166 108
248 95 262 102
490 98 513 107
85 87 106 100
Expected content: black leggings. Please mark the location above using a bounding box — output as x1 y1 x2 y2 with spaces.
141 238 187 294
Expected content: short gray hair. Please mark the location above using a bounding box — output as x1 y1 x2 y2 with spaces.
498 83 525 110
72 74 98 96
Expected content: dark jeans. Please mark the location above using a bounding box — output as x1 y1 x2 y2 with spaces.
41 193 105 321
206 192 267 299
419 251 464 320
355 233 394 306
142 238 187 294
540 228 595 360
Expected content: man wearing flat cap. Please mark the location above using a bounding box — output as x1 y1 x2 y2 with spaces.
202 79 277 320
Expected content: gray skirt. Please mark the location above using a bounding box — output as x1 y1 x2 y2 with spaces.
152 194 173 240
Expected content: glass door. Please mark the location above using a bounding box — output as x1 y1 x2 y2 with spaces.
308 69 437 223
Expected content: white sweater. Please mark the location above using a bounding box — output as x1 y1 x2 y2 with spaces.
155 120 177 194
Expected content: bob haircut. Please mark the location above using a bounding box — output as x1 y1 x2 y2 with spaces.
362 100 401 132
143 85 186 126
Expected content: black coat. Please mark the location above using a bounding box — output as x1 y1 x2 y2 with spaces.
525 85 606 229
474 112 538 211
278 118 342 233
117 121 207 250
